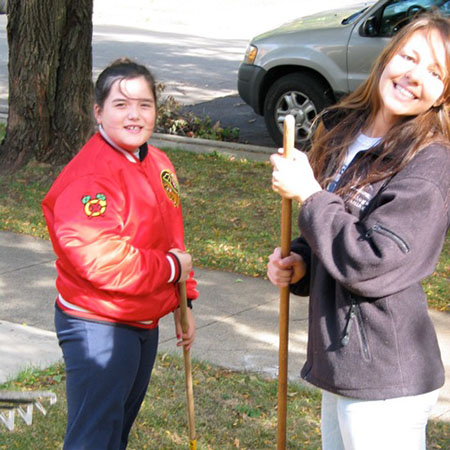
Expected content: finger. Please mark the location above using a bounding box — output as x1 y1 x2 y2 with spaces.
270 153 283 167
267 273 290 287
279 254 299 268
175 321 183 340
273 259 289 270
267 266 292 285
268 247 282 263
179 327 195 340
268 257 292 274
273 272 292 284
272 180 280 193
272 171 284 192
183 340 194 351
174 321 183 341
178 329 195 340
177 336 195 349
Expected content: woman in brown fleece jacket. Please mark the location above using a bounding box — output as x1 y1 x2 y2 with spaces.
268 14 450 450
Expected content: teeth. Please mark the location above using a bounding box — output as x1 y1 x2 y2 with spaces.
395 84 415 99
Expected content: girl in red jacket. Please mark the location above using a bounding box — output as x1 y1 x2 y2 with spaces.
43 58 198 449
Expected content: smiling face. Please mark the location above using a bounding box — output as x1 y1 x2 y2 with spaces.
377 30 447 130
376 29 446 131
94 76 156 152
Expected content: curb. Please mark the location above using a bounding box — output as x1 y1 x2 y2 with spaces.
0 114 275 161
149 132 275 161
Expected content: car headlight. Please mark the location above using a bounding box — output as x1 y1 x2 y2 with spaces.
244 44 258 64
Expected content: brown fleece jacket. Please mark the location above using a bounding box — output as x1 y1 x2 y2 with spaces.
290 143 449 400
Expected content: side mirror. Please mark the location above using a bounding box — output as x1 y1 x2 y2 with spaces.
362 16 378 37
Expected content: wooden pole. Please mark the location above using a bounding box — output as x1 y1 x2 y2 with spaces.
277 115 295 449
179 282 197 450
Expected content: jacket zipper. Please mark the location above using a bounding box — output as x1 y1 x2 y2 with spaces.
341 297 371 360
365 224 409 254
354 303 371 361
341 300 356 346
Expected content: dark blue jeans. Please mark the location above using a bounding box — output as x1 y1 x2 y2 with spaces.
55 307 159 450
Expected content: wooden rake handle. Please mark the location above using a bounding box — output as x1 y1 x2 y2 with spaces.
179 282 197 449
277 115 295 449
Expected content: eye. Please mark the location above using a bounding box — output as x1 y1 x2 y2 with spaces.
114 101 126 108
401 53 415 62
430 70 442 81
141 101 154 109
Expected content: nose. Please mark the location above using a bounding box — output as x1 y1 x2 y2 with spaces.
405 64 424 85
127 105 139 119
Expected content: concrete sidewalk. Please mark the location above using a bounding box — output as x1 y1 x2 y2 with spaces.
0 229 449 423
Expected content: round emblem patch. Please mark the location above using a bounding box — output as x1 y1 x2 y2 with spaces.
81 193 107 217
160 169 180 207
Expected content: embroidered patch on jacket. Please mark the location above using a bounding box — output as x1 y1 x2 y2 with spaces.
344 185 374 217
81 193 107 217
160 169 180 207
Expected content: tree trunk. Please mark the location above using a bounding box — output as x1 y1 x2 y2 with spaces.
0 0 94 171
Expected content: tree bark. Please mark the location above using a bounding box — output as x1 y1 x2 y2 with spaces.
0 0 94 171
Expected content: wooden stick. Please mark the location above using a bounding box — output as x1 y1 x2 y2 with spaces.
277 115 295 449
179 281 197 450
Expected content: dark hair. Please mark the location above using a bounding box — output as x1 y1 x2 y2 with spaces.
309 13 450 195
94 58 157 109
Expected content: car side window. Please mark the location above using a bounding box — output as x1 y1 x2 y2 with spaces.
440 0 450 13
364 0 450 37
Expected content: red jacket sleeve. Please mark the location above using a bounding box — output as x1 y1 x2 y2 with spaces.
50 176 175 297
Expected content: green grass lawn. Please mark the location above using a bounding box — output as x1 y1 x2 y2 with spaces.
0 148 448 311
0 143 448 448
1 355 448 449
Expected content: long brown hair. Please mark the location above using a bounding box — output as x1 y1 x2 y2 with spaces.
309 13 450 195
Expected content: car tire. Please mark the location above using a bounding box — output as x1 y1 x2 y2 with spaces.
263 73 332 147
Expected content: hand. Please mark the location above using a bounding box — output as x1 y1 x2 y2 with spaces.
169 248 192 282
267 247 306 287
270 149 322 203
173 307 195 351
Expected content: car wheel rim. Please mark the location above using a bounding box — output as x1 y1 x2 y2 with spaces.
274 91 317 142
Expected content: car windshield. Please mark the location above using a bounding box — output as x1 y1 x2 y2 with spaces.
342 7 370 24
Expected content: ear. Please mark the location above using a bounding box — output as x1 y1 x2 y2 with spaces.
93 104 102 124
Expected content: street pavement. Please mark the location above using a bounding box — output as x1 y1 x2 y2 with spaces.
0 0 372 147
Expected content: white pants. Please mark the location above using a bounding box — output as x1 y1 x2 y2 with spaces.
321 389 440 450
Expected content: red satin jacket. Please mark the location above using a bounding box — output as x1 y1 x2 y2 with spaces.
42 132 198 329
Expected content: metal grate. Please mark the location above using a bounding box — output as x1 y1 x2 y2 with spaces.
0 391 57 431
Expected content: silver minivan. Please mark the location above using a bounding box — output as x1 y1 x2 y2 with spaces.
237 0 450 146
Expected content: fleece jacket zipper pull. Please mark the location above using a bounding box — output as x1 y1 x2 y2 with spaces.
341 301 357 346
